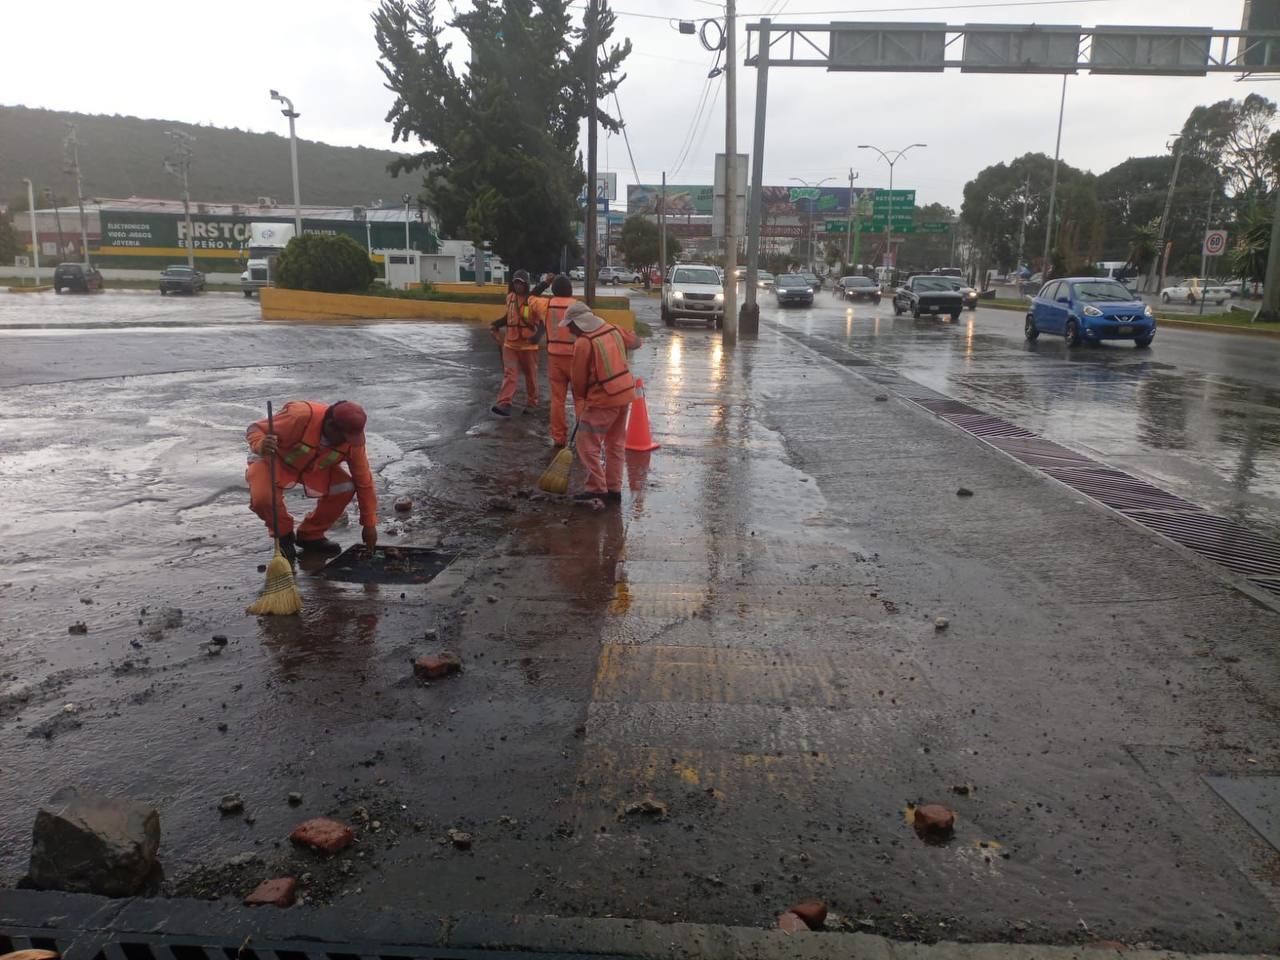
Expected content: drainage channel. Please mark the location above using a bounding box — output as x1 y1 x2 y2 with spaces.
1 927 623 960
771 322 1280 600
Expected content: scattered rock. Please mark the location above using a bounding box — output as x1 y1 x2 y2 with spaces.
287 792 303 807
257 564 267 573
934 616 949 630
224 852 260 868
80 597 93 605
486 595 498 603
217 794 244 815
394 498 413 513
956 487 974 498
68 622 87 635
423 628 439 641
205 644 223 656
290 818 355 855
777 912 809 934
912 804 956 839
790 900 828 930
951 784 973 796
414 652 462 680
874 394 889 402
216 722 228 733
486 496 517 513
622 798 668 818
211 635 228 646
26 786 161 897
447 828 473 850
244 877 297 908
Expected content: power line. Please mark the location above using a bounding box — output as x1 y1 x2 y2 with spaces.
612 86 644 186
570 0 1103 20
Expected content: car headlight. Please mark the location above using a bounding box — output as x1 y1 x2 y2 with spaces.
1082 305 1103 317
1144 304 1153 317
672 291 684 300
805 288 813 294
714 293 724 302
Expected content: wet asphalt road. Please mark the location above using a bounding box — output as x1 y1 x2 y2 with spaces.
1 289 1278 950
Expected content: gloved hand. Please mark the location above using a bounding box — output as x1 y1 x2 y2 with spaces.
362 524 378 550
259 433 279 456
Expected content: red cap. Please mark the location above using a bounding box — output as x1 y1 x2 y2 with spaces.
328 401 367 444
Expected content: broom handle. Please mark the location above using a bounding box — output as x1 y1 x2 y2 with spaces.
266 401 280 541
568 419 580 450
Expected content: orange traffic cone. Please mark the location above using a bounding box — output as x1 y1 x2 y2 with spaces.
625 377 660 452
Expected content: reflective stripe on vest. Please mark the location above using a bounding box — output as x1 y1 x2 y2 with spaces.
278 401 348 475
546 297 577 355
585 325 635 396
505 294 538 344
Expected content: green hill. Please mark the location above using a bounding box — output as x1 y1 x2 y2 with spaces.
0 104 415 209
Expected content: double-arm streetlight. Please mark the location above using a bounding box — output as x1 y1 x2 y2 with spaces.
789 176 834 270
857 143 926 273
269 90 303 235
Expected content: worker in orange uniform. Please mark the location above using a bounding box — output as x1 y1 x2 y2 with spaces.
490 270 552 417
245 400 378 565
543 273 579 447
564 301 643 503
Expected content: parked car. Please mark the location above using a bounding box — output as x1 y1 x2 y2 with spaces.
943 278 979 310
1160 277 1229 305
159 265 206 295
893 275 964 320
569 266 586 281
837 276 882 303
52 262 104 293
1026 277 1155 348
774 274 815 307
661 264 725 328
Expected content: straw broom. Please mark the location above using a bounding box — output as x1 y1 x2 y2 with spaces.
538 421 579 495
246 401 302 616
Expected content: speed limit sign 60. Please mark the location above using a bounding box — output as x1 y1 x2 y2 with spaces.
1203 230 1228 257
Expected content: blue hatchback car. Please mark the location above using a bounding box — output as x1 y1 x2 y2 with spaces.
1026 277 1155 348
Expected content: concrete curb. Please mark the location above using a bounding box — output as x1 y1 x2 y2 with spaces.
2 890 1270 960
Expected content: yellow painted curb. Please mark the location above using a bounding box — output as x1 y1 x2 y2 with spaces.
260 287 636 332
7 285 53 294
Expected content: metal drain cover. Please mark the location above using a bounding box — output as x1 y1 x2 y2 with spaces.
1204 774 1280 852
322 545 456 585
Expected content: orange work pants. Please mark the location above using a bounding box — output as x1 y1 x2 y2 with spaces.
496 346 539 407
547 354 577 446
576 404 629 493
246 460 354 539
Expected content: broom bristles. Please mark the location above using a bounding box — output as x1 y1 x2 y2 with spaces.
246 543 302 616
538 447 573 494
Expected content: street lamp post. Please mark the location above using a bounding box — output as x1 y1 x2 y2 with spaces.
21 177 39 286
789 176 833 272
857 143 926 276
269 90 303 236
402 194 412 251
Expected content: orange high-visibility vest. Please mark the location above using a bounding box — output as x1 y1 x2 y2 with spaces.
275 401 357 497
504 293 542 347
545 296 577 356
582 325 636 397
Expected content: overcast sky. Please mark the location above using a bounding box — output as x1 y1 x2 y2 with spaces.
0 0 1267 211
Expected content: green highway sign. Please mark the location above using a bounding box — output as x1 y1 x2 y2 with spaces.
919 221 952 234
866 217 916 233
872 189 915 212
824 220 850 233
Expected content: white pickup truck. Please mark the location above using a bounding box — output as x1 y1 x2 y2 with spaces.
1159 278 1230 306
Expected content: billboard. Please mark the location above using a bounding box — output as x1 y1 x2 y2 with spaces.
628 184 882 218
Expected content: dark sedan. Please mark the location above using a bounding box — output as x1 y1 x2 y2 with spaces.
893 275 964 320
837 275 882 303
159 266 206 295
53 263 104 293
774 274 814 307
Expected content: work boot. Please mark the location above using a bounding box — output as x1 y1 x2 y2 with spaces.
574 491 605 502
296 535 343 556
604 491 622 503
277 532 298 567
491 404 512 418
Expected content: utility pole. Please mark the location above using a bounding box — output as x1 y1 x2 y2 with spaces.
165 130 196 268
1258 182 1280 322
402 193 412 251
1041 74 1067 279
740 16 770 337
21 178 39 285
270 90 304 236
63 124 90 266
658 171 667 281
722 0 738 345
1147 138 1183 294
44 187 65 260
585 0 599 307
1015 174 1030 275
844 168 859 269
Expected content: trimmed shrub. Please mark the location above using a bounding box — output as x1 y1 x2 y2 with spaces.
275 233 376 294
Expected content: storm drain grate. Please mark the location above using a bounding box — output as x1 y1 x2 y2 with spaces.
1044 470 1199 512
905 396 980 417
940 413 1037 439
0 929 625 960
1124 511 1280 580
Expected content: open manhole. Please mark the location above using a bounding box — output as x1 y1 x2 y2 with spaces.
1204 774 1280 852
321 545 456 586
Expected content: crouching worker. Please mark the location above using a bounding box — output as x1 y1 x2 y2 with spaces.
246 400 378 565
565 302 643 503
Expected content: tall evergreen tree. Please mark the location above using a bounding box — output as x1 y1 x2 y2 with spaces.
373 0 630 270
